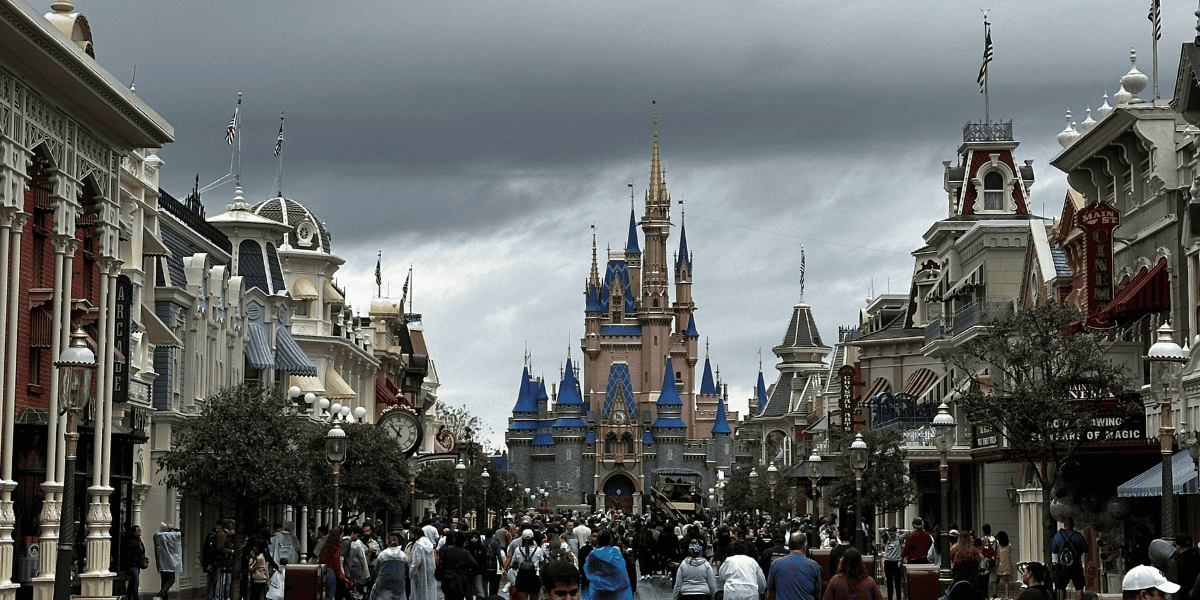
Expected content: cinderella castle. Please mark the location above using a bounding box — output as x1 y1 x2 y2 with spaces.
505 116 762 515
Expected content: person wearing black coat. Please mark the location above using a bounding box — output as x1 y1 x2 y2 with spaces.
126 525 147 600
438 532 478 600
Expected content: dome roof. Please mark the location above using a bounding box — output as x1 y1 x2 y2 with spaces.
251 197 333 253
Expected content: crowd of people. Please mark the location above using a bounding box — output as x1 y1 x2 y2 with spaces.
152 510 1192 600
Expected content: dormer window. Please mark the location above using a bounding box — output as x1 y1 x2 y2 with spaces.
984 171 1004 211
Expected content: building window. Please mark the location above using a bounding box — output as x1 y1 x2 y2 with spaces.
296 301 309 317
605 432 616 454
622 433 634 453
983 171 1004 211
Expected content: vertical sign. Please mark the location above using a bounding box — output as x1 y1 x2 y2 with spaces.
1076 202 1120 329
838 364 859 433
112 275 132 403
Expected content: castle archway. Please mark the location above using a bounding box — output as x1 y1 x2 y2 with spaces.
603 473 637 515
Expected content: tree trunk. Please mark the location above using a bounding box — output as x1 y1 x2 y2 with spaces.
1041 459 1055 566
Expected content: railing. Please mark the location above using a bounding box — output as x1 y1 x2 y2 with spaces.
924 317 942 346
949 299 1013 337
963 120 1014 142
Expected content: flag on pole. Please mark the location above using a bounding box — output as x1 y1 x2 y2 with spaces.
274 113 284 157
1149 0 1162 41
225 111 237 144
375 252 381 288
977 22 993 93
799 244 806 298
402 272 409 297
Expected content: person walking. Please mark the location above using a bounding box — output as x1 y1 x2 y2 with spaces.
270 522 300 572
153 522 182 600
766 533 822 600
899 518 932 566
248 545 269 600
994 532 1014 599
583 530 632 600
820 549 882 600
319 527 352 600
673 541 718 600
1051 518 1087 600
369 533 408 600
438 532 478 600
718 540 766 600
949 531 983 599
505 530 548 600
408 528 437 600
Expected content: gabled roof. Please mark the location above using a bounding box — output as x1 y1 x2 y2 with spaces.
711 396 732 434
602 362 637 419
699 357 718 395
823 345 847 397
601 259 636 315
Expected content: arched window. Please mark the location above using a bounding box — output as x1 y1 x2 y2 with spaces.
984 171 1004 211
605 432 616 454
622 432 634 453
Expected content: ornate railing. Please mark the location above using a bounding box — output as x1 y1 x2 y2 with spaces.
963 120 1013 142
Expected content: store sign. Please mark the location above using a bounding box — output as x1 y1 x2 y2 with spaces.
838 364 860 432
1076 202 1119 329
1049 412 1145 443
112 275 132 403
974 424 999 448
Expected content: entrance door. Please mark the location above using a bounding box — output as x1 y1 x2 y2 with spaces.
604 474 636 515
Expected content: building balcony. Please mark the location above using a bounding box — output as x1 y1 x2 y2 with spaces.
963 120 1013 142
924 297 1014 351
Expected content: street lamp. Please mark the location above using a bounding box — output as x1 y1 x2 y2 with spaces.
326 424 347 526
807 450 822 518
481 468 491 530
749 468 760 517
1147 321 1188 540
52 328 97 600
767 462 779 519
932 403 956 571
850 433 869 551
455 459 467 519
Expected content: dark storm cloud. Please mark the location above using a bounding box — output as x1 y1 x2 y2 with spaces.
63 0 1200 446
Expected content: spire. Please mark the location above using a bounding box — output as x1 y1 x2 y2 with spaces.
586 226 603 312
675 214 692 280
626 209 640 254
756 370 769 413
589 226 600 287
685 314 699 338
512 366 538 413
647 102 670 213
711 394 732 434
652 357 686 429
556 357 583 405
699 353 718 395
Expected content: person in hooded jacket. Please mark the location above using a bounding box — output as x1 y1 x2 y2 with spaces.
718 540 766 600
370 532 408 600
673 540 717 600
438 532 478 600
584 530 633 600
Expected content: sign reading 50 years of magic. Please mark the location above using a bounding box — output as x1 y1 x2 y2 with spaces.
974 412 1145 448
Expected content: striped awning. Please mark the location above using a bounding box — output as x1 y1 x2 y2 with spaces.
290 375 325 396
245 324 275 370
946 264 985 298
324 366 357 400
291 277 318 300
863 377 892 401
274 328 316 376
902 368 939 397
375 377 399 406
143 225 171 258
1118 450 1199 497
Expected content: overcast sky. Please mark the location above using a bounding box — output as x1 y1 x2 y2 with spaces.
65 0 1199 449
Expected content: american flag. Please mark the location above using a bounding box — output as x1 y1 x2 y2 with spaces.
977 23 993 93
1149 0 1162 41
375 252 381 288
273 114 284 157
225 112 236 144
799 244 806 296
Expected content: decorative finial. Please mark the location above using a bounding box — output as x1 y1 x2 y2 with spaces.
50 1 74 13
1122 49 1148 102
1081 106 1097 132
1057 110 1081 148
1098 92 1114 119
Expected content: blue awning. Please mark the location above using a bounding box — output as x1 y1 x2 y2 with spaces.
274 328 316 376
1118 450 1199 497
245 324 275 370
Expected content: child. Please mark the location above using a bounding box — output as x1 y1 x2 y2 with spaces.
266 558 288 600
248 546 269 600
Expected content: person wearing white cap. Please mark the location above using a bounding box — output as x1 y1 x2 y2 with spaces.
1123 565 1180 600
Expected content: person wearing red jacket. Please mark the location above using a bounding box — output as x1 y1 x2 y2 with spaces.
899 519 932 565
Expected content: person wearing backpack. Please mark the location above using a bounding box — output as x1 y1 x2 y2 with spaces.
504 530 547 600
203 522 223 600
1051 518 1087 600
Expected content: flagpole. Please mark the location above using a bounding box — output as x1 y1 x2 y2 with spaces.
983 17 990 123
236 93 242 187
1151 0 1161 101
274 111 285 197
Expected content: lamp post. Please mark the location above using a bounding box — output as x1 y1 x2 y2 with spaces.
749 468 760 517
807 450 822 518
326 424 347 526
480 468 491 530
932 403 956 572
52 328 97 600
850 433 869 551
1146 321 1188 540
455 459 467 520
767 462 779 519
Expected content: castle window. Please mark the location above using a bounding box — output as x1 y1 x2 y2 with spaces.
983 171 1004 211
622 432 634 453
605 432 616 454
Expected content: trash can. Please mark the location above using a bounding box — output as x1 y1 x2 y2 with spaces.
904 564 940 600
811 549 832 578
284 564 326 600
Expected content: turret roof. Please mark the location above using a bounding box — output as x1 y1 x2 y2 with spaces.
556 357 583 405
711 395 732 434
756 370 769 414
685 314 699 338
699 357 718 395
656 359 682 406
512 367 538 413
626 209 640 254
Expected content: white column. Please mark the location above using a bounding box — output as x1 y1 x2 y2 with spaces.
82 260 117 596
1016 487 1044 564
0 209 27 600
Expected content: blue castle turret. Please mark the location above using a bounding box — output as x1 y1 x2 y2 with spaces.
756 370 769 414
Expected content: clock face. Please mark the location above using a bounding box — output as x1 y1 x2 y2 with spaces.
611 410 627 425
381 409 421 454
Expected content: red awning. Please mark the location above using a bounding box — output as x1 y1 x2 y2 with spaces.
1095 258 1170 325
901 368 939 397
863 376 891 400
375 377 398 406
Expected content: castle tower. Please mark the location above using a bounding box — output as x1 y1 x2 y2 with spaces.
638 113 674 411
506 367 539 489
552 356 589 494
